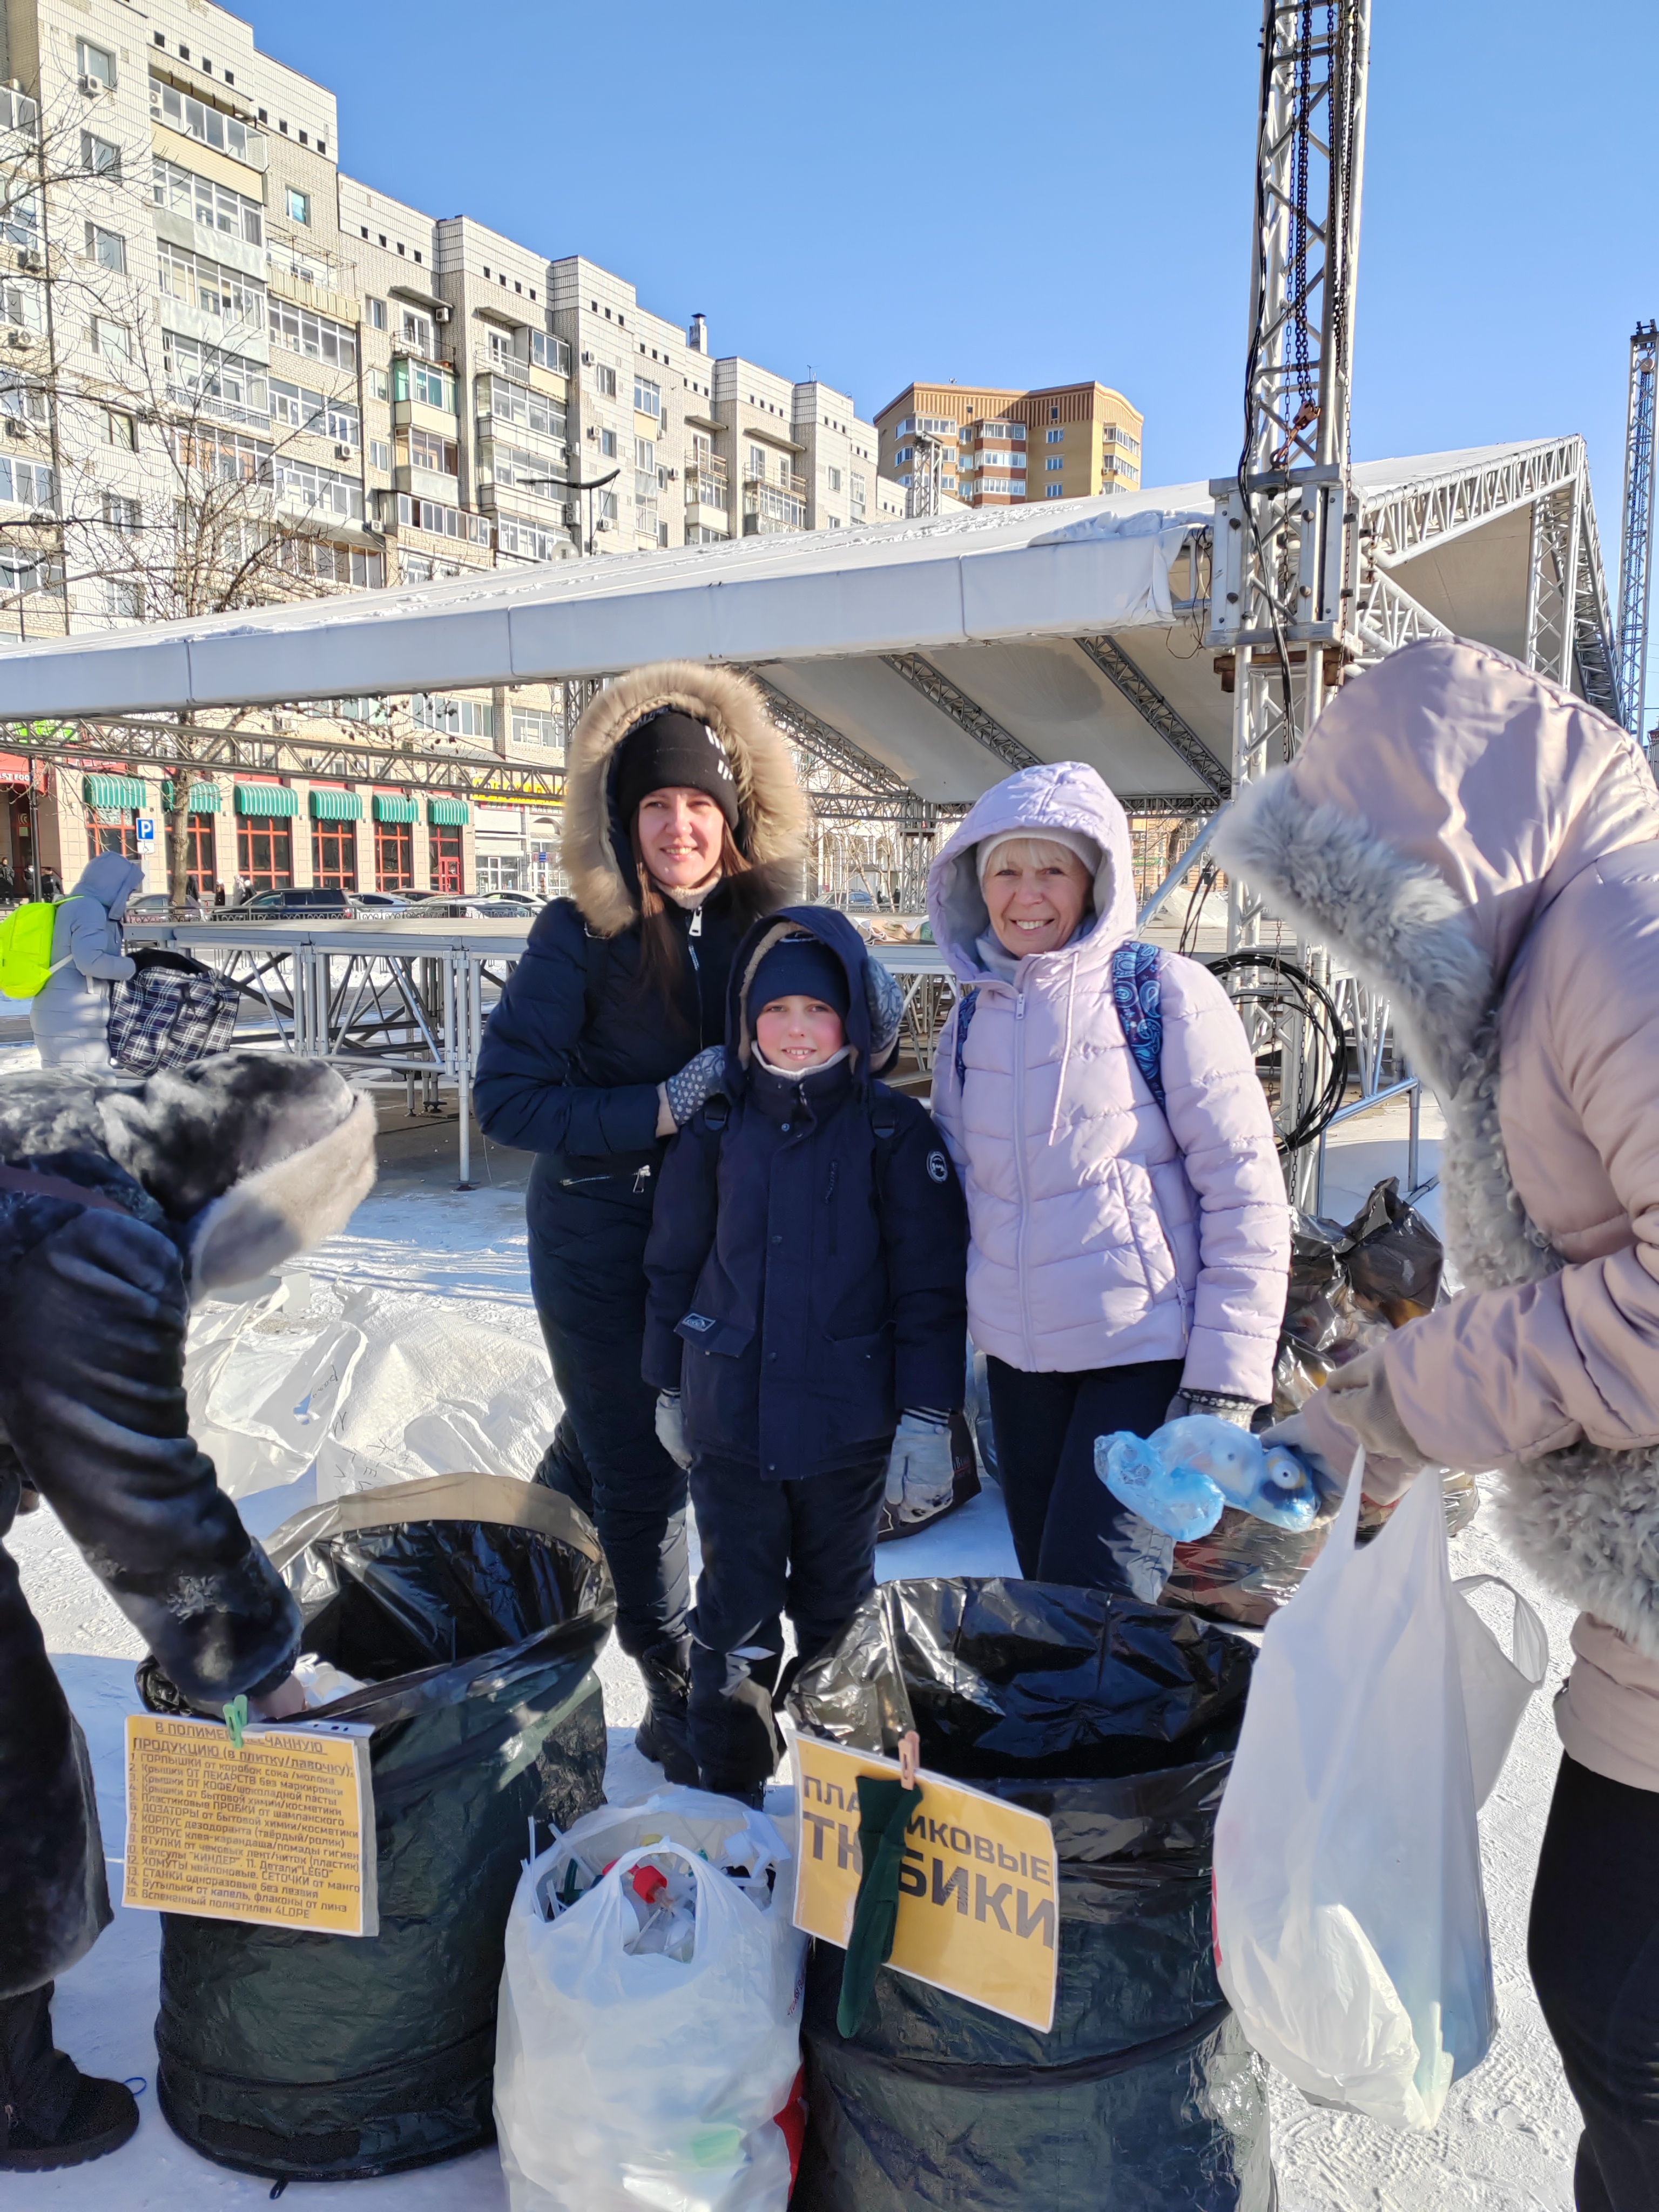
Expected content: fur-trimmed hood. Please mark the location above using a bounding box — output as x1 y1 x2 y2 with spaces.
0 1053 376 1293
560 660 810 938
1215 636 1659 1658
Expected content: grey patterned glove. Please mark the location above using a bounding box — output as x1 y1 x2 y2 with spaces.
864 958 903 1068
662 1046 728 1130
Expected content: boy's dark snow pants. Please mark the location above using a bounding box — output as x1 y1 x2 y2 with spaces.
686 1449 888 1796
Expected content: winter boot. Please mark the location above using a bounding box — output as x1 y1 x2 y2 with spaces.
634 1638 700 1786
0 1984 138 2172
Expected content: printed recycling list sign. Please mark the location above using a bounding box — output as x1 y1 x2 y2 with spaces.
790 1736 1060 2032
124 1715 377 1937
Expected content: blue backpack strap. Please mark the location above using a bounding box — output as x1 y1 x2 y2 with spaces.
952 986 980 1095
1111 941 1166 1114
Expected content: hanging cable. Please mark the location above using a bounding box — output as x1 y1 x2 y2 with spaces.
1206 949 1347 1156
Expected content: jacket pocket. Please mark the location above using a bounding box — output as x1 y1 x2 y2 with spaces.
1114 1158 1178 1298
676 1311 754 1359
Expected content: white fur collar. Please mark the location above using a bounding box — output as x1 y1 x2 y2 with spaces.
188 1091 376 1294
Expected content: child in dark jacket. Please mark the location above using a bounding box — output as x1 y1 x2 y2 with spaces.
643 907 967 1799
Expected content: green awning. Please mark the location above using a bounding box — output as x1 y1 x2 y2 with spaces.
82 773 145 811
234 783 298 817
309 787 363 821
160 780 221 813
427 797 470 826
372 792 419 824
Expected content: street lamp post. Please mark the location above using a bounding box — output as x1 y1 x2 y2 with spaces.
516 467 621 557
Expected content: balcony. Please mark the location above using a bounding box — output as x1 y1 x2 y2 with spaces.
166 381 268 432
743 478 806 534
684 458 729 512
745 468 806 500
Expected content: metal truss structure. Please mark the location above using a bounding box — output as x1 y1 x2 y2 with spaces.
879 653 1040 772
903 433 948 520
737 669 909 795
1073 635 1231 797
1618 322 1658 740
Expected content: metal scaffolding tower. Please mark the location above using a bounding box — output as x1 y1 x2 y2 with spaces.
903 433 948 519
1617 321 1658 744
1207 0 1372 950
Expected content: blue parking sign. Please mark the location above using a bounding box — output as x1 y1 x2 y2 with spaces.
137 817 154 841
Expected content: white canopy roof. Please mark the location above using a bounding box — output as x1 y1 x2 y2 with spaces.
0 440 1601 807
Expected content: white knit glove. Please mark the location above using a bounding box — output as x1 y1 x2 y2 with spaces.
655 1390 692 1469
883 1411 955 1521
1165 1388 1258 1428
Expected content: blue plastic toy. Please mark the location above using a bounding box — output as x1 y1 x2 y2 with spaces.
1094 1414 1320 1543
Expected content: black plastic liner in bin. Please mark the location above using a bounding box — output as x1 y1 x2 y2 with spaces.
787 1579 1272 2211
145 1472 615 2183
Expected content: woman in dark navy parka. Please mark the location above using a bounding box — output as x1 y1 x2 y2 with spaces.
643 907 968 1799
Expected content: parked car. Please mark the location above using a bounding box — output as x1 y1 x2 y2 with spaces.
127 891 208 921
406 894 535 922
347 891 413 912
223 887 355 921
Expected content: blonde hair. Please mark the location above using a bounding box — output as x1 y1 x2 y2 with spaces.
979 835 1090 879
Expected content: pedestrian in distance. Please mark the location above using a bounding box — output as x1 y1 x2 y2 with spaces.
926 761 1289 1597
28 853 140 1073
643 908 967 1802
475 663 909 1784
0 859 15 903
1222 636 1659 2212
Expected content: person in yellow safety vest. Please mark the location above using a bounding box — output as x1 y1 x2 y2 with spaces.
29 854 141 1071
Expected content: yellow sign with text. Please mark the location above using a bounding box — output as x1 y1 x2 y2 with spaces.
790 1736 1059 2032
124 1715 377 1937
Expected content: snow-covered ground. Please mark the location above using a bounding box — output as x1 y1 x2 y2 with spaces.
5 1079 1583 2209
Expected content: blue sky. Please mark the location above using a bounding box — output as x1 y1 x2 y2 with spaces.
258 0 1658 710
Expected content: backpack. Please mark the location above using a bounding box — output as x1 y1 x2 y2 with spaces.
0 899 76 1001
952 940 1166 1113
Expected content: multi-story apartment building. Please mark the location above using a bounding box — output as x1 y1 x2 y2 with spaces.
0 0 902 903
876 379 1144 510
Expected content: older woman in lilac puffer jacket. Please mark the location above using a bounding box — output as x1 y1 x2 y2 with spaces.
927 760 1289 1595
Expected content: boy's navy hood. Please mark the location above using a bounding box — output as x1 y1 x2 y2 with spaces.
723 905 873 1083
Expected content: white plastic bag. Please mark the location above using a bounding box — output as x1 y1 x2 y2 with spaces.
495 1789 808 2212
1452 1573 1548 1808
1213 1457 1495 2129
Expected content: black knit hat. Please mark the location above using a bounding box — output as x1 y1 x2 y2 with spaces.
749 933 850 1020
612 710 740 832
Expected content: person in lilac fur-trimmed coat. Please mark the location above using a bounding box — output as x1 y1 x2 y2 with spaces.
926 759 1289 1599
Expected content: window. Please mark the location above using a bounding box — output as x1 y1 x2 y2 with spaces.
0 376 44 424
101 492 141 533
429 824 463 893
476 853 524 894
388 493 491 544
103 577 143 619
748 443 766 478
397 308 433 356
77 41 116 87
87 809 139 860
894 444 912 464
311 815 356 889
285 186 311 226
149 79 260 165
827 466 841 493
369 438 391 470
368 366 389 401
392 358 456 412
488 446 559 494
410 693 495 738
271 455 363 520
103 409 136 449
157 241 265 329
599 429 617 458
1046 428 1063 443
511 707 563 749
274 537 383 587
633 373 660 418
162 332 267 423
595 489 618 522
268 377 359 447
634 436 656 471
174 423 271 484
0 456 53 507
268 299 356 369
367 296 387 331
151 158 262 246
495 514 566 562
1046 483 1064 498
238 817 292 891
596 364 617 398
82 131 121 181
1045 457 1064 471
168 812 216 892
91 315 130 360
850 470 866 520
85 223 125 273
0 188 37 253
530 330 570 374
407 425 458 477
484 376 564 441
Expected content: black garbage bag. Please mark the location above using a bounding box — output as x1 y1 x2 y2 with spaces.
786 1580 1271 2211
146 1472 614 2183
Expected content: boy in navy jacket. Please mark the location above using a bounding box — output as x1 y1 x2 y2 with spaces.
643 907 967 1799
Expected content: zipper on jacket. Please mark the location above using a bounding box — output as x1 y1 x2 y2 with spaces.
1010 990 1037 1370
826 1158 839 1255
632 1164 653 1193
